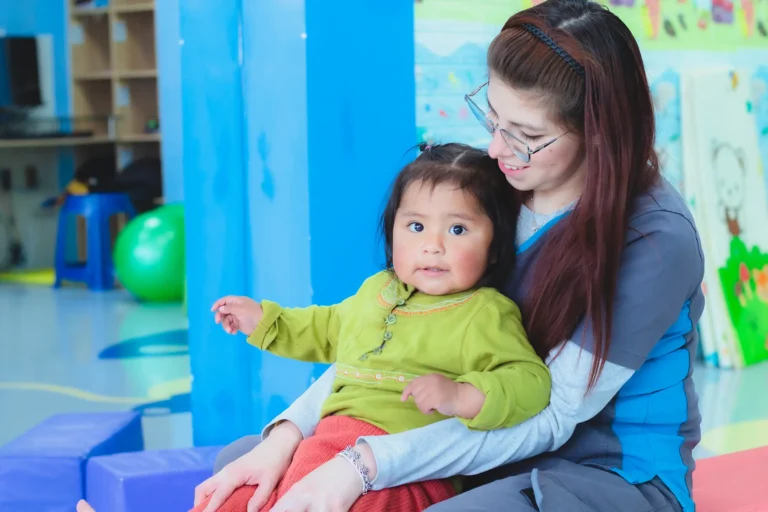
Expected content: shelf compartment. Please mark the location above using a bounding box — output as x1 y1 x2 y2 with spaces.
112 2 155 14
73 70 113 81
114 77 159 139
70 15 111 75
110 0 154 5
113 11 156 72
117 69 157 79
73 80 114 136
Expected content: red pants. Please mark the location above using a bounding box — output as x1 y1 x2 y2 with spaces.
192 416 455 512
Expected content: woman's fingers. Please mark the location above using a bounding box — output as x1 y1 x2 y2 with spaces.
247 483 273 512
194 476 218 506
202 481 238 512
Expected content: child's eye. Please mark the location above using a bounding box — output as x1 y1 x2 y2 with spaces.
408 222 424 233
449 225 467 235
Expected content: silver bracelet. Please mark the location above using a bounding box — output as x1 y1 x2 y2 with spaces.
336 445 373 495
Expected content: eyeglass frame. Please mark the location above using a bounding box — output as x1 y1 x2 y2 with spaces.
464 81 566 163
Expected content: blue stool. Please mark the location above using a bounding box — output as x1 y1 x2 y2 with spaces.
54 193 136 290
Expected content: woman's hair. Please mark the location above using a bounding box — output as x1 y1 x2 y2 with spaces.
380 143 519 290
488 0 660 389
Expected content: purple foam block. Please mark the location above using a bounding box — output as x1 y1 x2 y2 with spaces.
86 446 223 512
0 412 143 512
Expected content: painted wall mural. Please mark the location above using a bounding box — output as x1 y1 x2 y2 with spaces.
415 0 768 368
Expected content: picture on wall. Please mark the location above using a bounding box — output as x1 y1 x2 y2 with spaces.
649 67 725 367
754 66 768 199
681 68 768 369
413 0 766 148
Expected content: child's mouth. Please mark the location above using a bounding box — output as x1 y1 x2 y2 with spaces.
419 267 447 274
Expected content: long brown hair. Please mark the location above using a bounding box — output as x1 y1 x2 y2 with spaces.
488 0 659 389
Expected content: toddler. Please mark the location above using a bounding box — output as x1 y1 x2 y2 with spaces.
196 143 551 512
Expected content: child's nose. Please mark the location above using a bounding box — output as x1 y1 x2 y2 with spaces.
422 237 444 254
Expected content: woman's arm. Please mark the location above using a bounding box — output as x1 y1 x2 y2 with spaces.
359 342 633 488
261 363 336 439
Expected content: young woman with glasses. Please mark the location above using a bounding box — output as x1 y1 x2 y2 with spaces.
191 1 704 511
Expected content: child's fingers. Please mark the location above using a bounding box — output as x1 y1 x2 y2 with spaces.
226 315 239 335
413 394 435 415
401 382 416 402
211 296 241 312
211 298 227 312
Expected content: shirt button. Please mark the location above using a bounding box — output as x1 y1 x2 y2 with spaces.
383 331 393 341
397 298 406 306
386 314 397 325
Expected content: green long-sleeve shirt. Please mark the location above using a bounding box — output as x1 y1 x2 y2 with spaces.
248 271 550 435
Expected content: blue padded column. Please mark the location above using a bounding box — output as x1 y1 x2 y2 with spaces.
155 0 184 202
241 0 416 431
179 0 252 446
187 0 416 444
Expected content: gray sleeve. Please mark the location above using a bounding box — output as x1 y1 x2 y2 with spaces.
573 209 704 369
260 364 335 439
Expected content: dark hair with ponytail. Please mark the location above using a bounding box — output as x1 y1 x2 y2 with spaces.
380 143 520 290
488 0 659 389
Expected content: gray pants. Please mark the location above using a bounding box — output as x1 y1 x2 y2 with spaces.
215 437 682 512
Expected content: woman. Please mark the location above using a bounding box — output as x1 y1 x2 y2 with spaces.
196 1 704 511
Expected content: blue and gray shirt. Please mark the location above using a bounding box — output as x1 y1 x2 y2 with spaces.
267 177 705 512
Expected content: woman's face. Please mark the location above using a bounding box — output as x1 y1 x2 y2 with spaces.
485 73 587 200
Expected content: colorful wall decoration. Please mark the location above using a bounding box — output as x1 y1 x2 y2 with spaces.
415 0 768 147
602 0 768 51
415 0 768 368
681 68 768 369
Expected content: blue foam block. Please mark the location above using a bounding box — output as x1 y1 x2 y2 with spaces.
86 446 223 512
0 411 143 512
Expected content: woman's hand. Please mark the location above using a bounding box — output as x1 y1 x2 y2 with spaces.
211 296 263 335
268 444 376 512
194 422 303 512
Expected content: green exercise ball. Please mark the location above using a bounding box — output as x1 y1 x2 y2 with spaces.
114 203 185 302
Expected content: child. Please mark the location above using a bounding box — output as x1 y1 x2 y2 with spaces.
196 143 551 512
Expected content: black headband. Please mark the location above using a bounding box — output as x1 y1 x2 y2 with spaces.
521 23 585 79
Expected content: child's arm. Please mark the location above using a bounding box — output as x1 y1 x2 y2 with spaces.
246 299 349 364
454 298 551 431
212 294 348 364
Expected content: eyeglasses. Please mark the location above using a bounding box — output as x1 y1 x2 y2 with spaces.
464 81 564 163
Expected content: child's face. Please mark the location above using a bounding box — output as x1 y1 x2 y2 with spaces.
393 180 494 295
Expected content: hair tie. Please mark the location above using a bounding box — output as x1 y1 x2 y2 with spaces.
418 142 432 153
521 23 585 79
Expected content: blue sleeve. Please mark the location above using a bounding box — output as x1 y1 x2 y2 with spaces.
574 208 705 369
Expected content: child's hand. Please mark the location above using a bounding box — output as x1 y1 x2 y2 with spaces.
401 373 462 417
211 296 264 336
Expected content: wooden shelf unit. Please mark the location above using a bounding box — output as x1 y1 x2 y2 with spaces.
68 0 161 170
